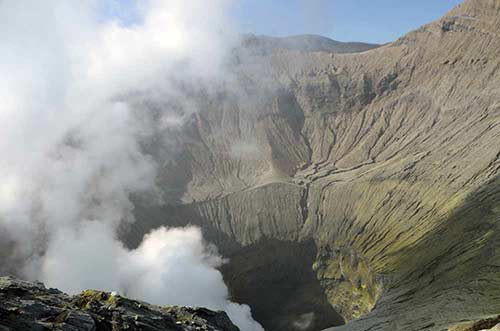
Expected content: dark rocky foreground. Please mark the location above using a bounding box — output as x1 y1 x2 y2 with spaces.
0 277 239 331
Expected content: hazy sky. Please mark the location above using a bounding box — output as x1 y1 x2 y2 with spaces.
232 0 464 44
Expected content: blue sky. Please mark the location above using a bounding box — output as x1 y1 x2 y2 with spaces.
101 0 464 45
232 0 464 44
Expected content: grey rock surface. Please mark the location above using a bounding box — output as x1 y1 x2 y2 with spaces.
0 277 239 331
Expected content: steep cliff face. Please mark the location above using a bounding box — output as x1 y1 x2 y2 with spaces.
128 1 500 330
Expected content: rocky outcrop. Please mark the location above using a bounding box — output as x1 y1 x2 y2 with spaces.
449 315 500 331
0 277 239 331
126 0 500 330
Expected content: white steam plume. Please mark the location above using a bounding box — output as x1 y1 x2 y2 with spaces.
42 225 262 331
293 312 316 330
0 1 262 330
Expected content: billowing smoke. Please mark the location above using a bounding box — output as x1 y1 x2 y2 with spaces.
0 1 262 330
